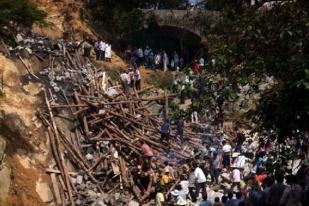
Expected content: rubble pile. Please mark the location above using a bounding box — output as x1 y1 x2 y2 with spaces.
24 39 203 205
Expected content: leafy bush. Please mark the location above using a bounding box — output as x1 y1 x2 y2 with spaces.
0 0 46 27
146 71 174 90
207 2 309 140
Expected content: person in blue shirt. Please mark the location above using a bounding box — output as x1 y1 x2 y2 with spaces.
161 120 170 142
175 118 185 141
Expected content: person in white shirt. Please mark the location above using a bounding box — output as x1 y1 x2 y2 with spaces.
155 187 165 206
105 43 112 62
99 41 106 61
230 167 241 192
179 175 189 199
120 70 131 95
222 140 232 169
193 163 207 202
163 51 169 71
235 154 250 169
133 69 141 91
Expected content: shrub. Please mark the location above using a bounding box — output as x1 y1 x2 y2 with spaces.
0 0 46 34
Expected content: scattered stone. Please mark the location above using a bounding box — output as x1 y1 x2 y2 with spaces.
76 175 83 184
36 178 53 203
85 153 94 161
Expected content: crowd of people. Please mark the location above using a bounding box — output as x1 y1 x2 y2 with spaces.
126 46 187 72
133 123 309 206
79 38 112 62
120 67 142 95
96 39 308 206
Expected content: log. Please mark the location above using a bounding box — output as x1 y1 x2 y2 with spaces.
50 173 62 205
44 89 75 206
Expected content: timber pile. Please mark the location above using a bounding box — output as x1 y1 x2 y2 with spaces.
33 41 202 205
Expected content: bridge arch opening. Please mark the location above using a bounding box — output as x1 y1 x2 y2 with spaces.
131 23 203 64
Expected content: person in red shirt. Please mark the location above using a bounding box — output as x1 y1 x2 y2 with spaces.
193 59 201 74
141 141 154 165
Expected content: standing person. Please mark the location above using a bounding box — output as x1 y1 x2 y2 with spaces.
179 57 184 70
280 175 302 206
94 41 100 60
161 119 170 142
234 153 250 170
134 68 141 91
193 59 201 74
211 152 223 185
179 175 190 200
235 129 246 153
156 187 165 206
144 46 151 67
173 51 180 70
99 40 106 61
222 140 232 169
130 49 139 71
155 53 161 70
248 180 266 206
125 46 132 63
141 141 154 166
120 70 131 95
269 172 286 206
149 49 155 69
188 168 196 202
80 38 93 58
105 43 112 62
137 47 144 65
230 166 241 192
193 162 207 202
199 57 205 70
163 51 169 71
175 118 185 141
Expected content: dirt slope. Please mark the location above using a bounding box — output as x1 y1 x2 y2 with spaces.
0 54 51 206
31 0 95 40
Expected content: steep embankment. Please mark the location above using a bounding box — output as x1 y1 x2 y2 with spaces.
0 54 52 205
31 0 95 40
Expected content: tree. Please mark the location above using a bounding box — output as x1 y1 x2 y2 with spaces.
0 0 46 28
208 1 309 140
0 0 46 42
86 0 145 48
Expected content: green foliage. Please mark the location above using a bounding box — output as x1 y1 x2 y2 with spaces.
86 0 145 48
146 71 174 90
0 0 46 27
209 2 309 139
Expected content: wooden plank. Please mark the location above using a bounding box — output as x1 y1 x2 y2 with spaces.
50 173 62 205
